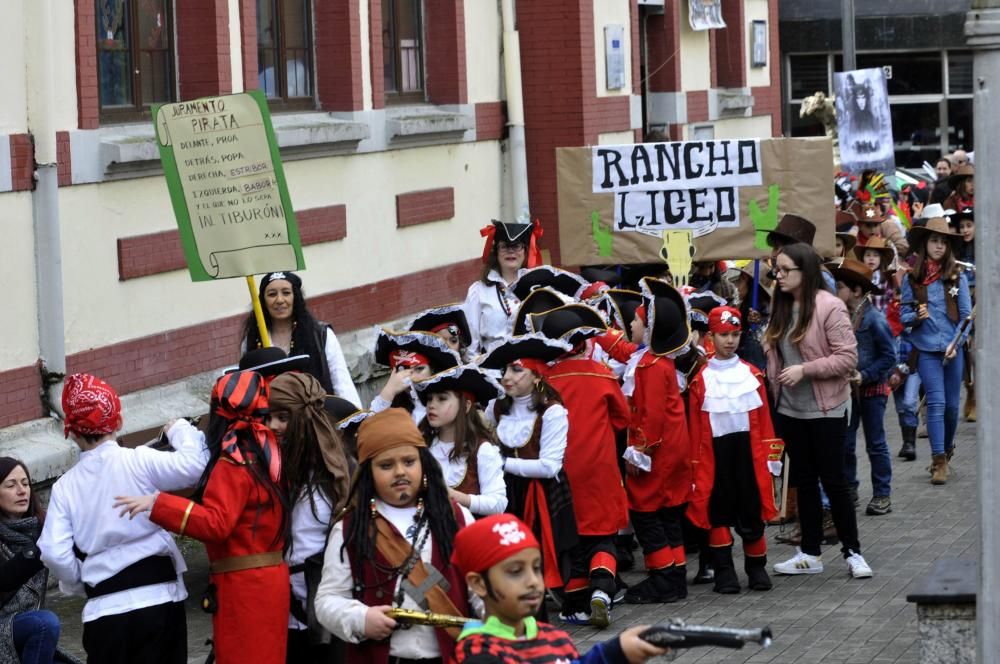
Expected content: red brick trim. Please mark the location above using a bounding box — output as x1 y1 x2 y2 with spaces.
57 131 72 186
9 134 34 192
67 257 483 397
176 0 232 100
369 0 385 109
0 364 43 428
647 4 681 92
767 0 781 137
687 90 709 124
715 1 747 88
588 96 631 137
117 204 349 281
75 0 99 130
425 0 467 104
475 102 506 141
238 0 258 91
396 188 455 228
297 204 348 244
316 0 364 111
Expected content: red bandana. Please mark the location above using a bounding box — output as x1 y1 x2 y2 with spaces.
389 349 430 369
451 514 541 574
62 373 122 438
513 358 549 376
635 304 647 324
211 372 281 483
923 259 942 286
708 306 742 333
579 281 608 301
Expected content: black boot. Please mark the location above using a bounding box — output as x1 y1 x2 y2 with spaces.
669 564 688 600
898 425 916 461
623 568 679 604
692 548 714 585
711 546 740 594
745 555 772 591
616 535 636 572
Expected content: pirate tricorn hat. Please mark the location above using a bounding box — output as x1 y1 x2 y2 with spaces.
639 277 691 357
413 364 505 407
373 330 461 372
512 287 571 335
478 333 575 371
510 266 589 302
602 289 643 332
409 304 472 348
529 303 607 348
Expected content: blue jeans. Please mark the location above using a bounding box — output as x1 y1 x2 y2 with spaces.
845 395 892 497
894 372 922 429
13 610 60 664
916 350 964 456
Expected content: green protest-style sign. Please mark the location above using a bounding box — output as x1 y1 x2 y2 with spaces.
153 91 304 281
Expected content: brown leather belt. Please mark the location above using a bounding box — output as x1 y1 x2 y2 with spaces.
209 551 284 574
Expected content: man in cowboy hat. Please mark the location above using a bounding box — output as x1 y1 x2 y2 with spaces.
830 260 896 517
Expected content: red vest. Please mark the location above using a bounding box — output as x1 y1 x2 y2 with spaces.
342 504 470 664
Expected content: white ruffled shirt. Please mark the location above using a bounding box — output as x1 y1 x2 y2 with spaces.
286 486 333 629
700 355 763 437
428 437 507 515
462 269 525 353
489 395 569 479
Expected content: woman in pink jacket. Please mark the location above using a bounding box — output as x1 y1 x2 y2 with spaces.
763 243 874 580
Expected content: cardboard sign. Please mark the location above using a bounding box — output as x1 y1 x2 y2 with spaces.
154 91 304 281
594 140 762 233
557 137 835 264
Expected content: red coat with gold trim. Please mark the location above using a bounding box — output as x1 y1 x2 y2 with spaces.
626 351 693 511
685 361 781 530
151 457 289 664
545 358 630 536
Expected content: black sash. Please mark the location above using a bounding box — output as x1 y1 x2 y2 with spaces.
84 555 176 599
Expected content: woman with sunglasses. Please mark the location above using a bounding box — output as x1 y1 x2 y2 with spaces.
463 220 542 354
763 244 873 580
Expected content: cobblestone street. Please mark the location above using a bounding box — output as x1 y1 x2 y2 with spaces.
48 416 978 663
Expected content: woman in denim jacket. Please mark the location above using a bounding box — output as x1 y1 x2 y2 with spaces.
900 218 972 485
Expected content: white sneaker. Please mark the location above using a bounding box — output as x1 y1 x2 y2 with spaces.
773 548 824 575
846 550 873 578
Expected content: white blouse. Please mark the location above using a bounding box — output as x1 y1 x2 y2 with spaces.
286 485 333 629
462 269 525 354
491 395 569 479
314 500 475 659
429 437 508 515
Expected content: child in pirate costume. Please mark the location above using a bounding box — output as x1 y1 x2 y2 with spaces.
267 372 354 663
371 329 462 424
479 334 580 599
529 303 629 628
605 278 694 604
40 373 208 664
687 307 783 594
413 365 509 516
114 370 291 664
465 219 544 354
452 514 667 664
314 408 476 664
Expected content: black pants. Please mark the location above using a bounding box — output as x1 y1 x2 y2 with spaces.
709 432 765 541
563 535 617 612
779 413 860 557
287 628 346 663
82 600 186 664
630 505 685 563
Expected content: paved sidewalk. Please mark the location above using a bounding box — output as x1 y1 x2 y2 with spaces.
48 416 978 663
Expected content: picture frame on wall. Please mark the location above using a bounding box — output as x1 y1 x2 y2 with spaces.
751 20 767 68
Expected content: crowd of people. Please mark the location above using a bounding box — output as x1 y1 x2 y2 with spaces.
0 155 975 664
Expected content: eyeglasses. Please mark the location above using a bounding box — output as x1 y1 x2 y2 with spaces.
497 241 526 252
770 266 801 278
